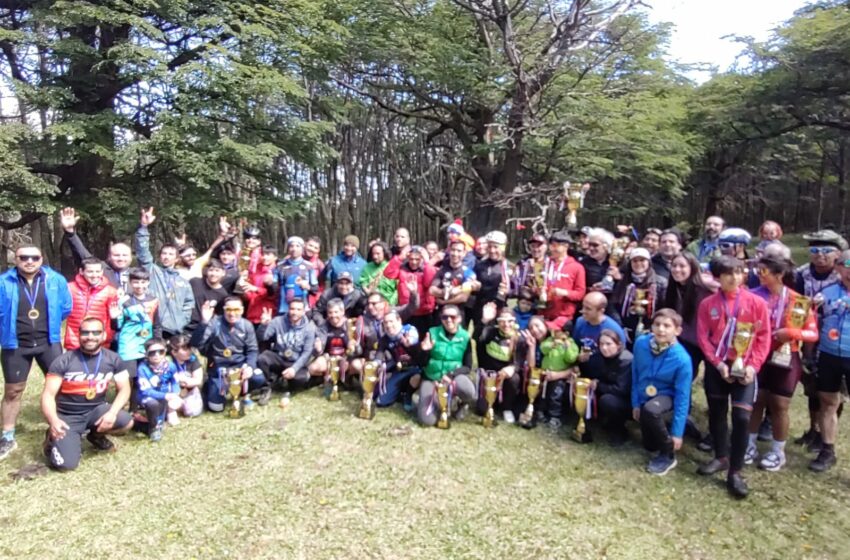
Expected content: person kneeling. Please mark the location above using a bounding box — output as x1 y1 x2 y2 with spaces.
375 311 421 409
137 338 181 441
256 299 317 394
631 309 692 475
581 328 633 446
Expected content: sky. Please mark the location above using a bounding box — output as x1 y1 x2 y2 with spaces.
644 0 810 82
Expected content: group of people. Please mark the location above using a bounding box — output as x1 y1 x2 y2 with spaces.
1 208 848 501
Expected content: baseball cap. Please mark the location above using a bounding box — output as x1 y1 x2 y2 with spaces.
629 247 651 261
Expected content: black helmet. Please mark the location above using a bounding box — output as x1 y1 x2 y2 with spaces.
243 225 261 238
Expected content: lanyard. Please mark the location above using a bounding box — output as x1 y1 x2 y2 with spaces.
546 258 566 286
649 340 671 382
23 275 42 310
716 290 742 361
79 350 103 379
769 287 787 331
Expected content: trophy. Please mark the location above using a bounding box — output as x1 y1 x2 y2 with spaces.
347 318 358 356
534 261 548 308
442 272 452 302
519 367 543 427
730 322 755 378
601 237 628 292
358 360 379 420
564 182 589 228
226 368 246 419
436 380 451 429
482 371 499 428
630 288 650 338
771 295 812 368
326 355 341 401
571 377 593 443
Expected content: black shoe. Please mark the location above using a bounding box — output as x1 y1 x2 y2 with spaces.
809 448 837 472
256 386 272 406
807 431 823 453
794 429 815 446
696 433 713 453
609 428 629 447
757 417 773 442
697 457 729 476
86 431 116 452
726 472 749 499
684 418 703 441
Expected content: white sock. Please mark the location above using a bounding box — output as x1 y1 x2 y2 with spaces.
748 433 758 447
772 440 786 454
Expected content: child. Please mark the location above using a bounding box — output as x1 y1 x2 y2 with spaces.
110 268 161 385
137 338 181 441
581 329 633 445
536 326 579 430
513 288 536 330
169 334 204 418
631 309 692 476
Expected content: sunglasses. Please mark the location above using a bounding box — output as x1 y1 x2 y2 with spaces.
809 246 837 255
718 242 735 250
17 254 42 262
223 307 243 313
147 348 166 356
244 234 259 240
441 314 459 321
80 329 103 336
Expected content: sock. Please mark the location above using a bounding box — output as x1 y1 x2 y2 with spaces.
772 440 786 455
1 429 14 442
748 433 758 447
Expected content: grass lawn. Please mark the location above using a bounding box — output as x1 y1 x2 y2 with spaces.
1 370 849 560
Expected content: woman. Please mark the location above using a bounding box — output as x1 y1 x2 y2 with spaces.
579 329 633 445
359 241 398 305
608 248 667 346
745 256 818 472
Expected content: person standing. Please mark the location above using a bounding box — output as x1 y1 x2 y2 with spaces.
65 258 119 350
60 207 134 296
687 215 725 263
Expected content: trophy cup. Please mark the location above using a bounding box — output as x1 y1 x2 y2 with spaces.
730 322 755 378
630 288 650 338
358 360 379 420
482 371 499 428
226 368 245 419
327 355 341 401
571 377 592 443
442 273 452 303
436 380 451 429
600 237 628 292
564 182 588 228
519 367 543 427
534 262 548 309
347 318 358 356
771 295 812 368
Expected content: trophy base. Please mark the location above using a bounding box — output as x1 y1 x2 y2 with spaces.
518 405 535 428
328 385 340 401
769 349 792 369
229 401 243 419
437 413 450 429
358 400 376 420
571 428 592 443
482 409 497 428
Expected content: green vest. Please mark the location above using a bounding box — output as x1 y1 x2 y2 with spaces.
424 326 470 380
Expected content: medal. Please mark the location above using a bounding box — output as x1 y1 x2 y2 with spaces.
85 386 97 400
79 350 103 401
645 384 657 397
223 348 233 358
829 328 840 341
284 349 293 359
396 361 402 371
27 308 40 320
139 329 150 338
22 275 42 322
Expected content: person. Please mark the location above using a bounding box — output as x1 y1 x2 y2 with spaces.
513 288 536 330
470 231 512 334
311 272 366 326
642 228 663 256
580 328 632 445
758 220 783 243
214 242 241 292
608 248 667 346
717 228 752 261
687 215 725 262
810 250 850 472
65 258 119 350
572 292 627 379
135 207 195 338
631 309 693 475
174 217 233 280
322 235 366 287
541 230 586 331
0 245 72 461
392 228 411 257
359 240 398 305
242 245 279 328
386 245 436 337
532 322 579 430
651 230 682 281
169 334 204 418
512 233 547 298
424 240 443 267
444 222 477 269
41 317 134 471
60 207 134 295
696 255 771 498
304 236 325 308
308 299 360 382
745 256 818 472
187 259 229 334
430 241 476 318
136 338 181 441
110 268 161 382
256 299 317 393
374 311 421 408
192 296 269 411
273 236 318 314
417 305 478 427
580 228 614 290
475 305 522 424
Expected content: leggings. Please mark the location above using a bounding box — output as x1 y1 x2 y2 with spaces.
418 367 477 426
704 362 756 472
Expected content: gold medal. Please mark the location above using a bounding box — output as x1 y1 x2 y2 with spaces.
85 386 97 400
139 329 150 338
27 308 40 320
284 349 293 359
645 384 657 397
168 292 175 300
223 348 233 358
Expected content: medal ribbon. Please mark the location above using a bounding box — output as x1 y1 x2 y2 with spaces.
771 287 787 331
546 258 566 287
715 290 741 361
22 275 42 315
79 350 104 394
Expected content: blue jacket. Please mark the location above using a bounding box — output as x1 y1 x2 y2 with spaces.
630 334 692 438
137 361 179 401
819 283 850 358
323 252 366 287
0 266 72 349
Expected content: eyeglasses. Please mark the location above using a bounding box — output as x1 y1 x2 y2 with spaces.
757 268 771 276
182 253 197 258
718 242 735 250
809 246 837 255
147 348 166 356
17 254 42 262
223 307 243 313
441 314 459 321
587 242 600 248
244 234 259 240
80 330 103 336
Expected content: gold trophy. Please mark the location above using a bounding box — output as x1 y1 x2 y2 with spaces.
730 322 755 378
630 288 650 338
347 318 358 356
534 261 547 308
358 360 379 420
601 237 628 292
442 273 452 303
572 377 592 443
436 380 451 429
771 295 812 368
564 181 586 228
226 368 245 419
482 371 499 428
327 355 341 401
519 367 543 426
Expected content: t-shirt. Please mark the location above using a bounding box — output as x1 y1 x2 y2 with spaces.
16 271 49 347
47 349 128 415
189 277 228 332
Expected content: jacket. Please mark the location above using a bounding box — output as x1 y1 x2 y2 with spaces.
384 256 436 316
135 226 195 334
273 257 317 313
191 316 259 368
359 261 398 305
0 266 72 349
540 336 579 372
542 256 587 330
311 286 366 326
114 294 161 361
818 283 850 358
65 274 119 350
243 263 278 324
631 335 692 437
424 326 470 381
697 287 772 370
584 349 632 399
323 252 366 287
256 316 317 372
137 361 179 401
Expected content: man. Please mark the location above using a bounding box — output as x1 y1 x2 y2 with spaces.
512 233 548 298
173 217 233 281
386 246 436 336
810 250 850 472
374 311 421 408
573 292 627 377
135 207 195 338
60 207 134 295
642 228 663 257
323 235 366 287
308 299 360 380
430 240 477 317
651 230 682 281
471 231 512 335
191 296 269 411
311 272 366 326
445 222 477 269
187 259 230 334
696 255 771 498
65 258 119 350
239 224 263 274
273 236 318 314
542 230 586 331
393 228 411 256
0 246 72 460
687 215 725 263
41 317 134 471
580 228 614 290
214 242 240 292
257 299 318 392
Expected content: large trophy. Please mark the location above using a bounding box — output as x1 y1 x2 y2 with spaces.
630 288 650 338
771 295 812 368
600 237 628 292
482 371 499 428
730 322 755 378
326 355 341 401
534 261 548 309
436 380 451 429
347 318 358 356
226 368 246 419
358 361 380 420
571 377 593 443
442 272 453 303
519 367 543 427
564 181 590 228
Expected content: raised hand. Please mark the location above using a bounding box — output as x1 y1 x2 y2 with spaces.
108 300 121 320
260 307 273 326
420 333 433 352
481 301 498 324
140 207 156 227
174 233 187 247
60 207 79 233
219 216 231 236
201 300 216 323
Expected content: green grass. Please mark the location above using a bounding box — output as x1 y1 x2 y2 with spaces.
1 372 849 559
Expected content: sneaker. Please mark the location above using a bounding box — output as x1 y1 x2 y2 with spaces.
807 431 823 453
502 410 516 424
696 433 713 453
726 472 749 499
697 457 729 476
744 444 759 465
757 417 773 442
647 454 678 476
257 386 272 407
0 438 17 461
454 403 469 421
150 424 163 443
86 432 116 452
794 429 815 446
809 448 837 472
166 411 181 426
758 451 786 472
547 418 562 431
242 397 256 410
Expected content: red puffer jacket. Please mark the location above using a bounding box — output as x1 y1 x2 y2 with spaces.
65 274 119 350
244 263 279 324
384 256 436 316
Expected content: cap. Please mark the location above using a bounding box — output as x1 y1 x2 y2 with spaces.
343 235 360 249
803 229 849 250
629 247 651 261
718 228 752 245
485 231 507 245
447 223 465 236
580 226 593 236
529 233 547 245
337 271 353 283
286 236 304 248
548 230 572 244
243 225 261 238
